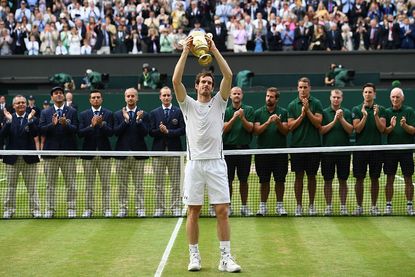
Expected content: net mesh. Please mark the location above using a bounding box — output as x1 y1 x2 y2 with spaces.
1 144 414 218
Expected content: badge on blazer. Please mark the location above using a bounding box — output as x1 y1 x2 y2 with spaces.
24 126 29 132
172 118 178 125
66 119 71 124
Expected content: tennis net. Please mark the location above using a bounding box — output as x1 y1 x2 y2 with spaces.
1 143 414 218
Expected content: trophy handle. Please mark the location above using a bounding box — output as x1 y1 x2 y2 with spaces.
199 54 213 66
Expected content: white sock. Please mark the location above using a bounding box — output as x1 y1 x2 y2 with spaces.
220 241 231 256
260 202 266 207
189 244 199 254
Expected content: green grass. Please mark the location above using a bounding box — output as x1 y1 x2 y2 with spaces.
1 217 414 276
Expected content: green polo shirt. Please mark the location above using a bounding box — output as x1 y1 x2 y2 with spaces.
254 105 287 148
287 96 323 147
322 106 352 146
352 103 386 145
385 105 415 144
223 103 255 146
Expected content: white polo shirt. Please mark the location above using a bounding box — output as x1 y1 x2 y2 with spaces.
179 93 228 160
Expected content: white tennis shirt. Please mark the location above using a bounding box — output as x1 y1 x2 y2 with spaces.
179 93 228 160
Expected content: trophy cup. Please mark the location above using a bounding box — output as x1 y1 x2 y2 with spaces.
182 31 213 66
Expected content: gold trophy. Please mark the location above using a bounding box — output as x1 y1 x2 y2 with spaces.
182 31 213 66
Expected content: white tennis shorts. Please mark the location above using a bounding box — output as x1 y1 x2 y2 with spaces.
183 159 230 205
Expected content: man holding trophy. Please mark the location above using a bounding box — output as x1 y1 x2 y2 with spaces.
172 33 241 273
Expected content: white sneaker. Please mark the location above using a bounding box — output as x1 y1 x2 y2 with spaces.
104 209 112 218
256 203 267 216
136 209 146 217
352 206 363 216
276 205 288 216
218 255 241 273
82 209 92 218
209 205 216 217
295 205 303 217
32 210 42 218
370 206 380 216
188 252 201 271
172 208 182 217
153 209 164 217
324 206 333 216
240 206 253 216
384 205 393 216
340 205 349 216
3 210 13 219
407 205 414 216
117 208 127 218
44 210 54 219
309 205 317 216
68 209 76 218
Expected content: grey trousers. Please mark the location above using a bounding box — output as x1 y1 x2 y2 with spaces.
152 156 181 210
4 157 40 212
116 157 145 210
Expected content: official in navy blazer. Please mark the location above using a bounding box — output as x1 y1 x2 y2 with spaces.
78 89 114 218
149 86 185 217
39 86 79 218
0 95 41 219
113 87 150 218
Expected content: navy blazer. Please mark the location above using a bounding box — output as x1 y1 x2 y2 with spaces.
39 105 79 152
149 106 185 151
0 113 40 165
113 107 149 160
78 107 114 160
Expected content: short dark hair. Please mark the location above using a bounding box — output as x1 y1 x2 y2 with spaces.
195 71 215 86
90 89 102 97
267 87 280 99
298 77 311 85
362 82 376 92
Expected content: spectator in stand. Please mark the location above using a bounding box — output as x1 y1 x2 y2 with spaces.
15 1 31 23
144 10 160 30
326 23 343 51
185 0 203 29
67 26 81 54
146 27 160 53
171 1 186 30
40 22 59 55
159 25 173 53
0 27 13 55
11 21 28 54
381 14 401 49
293 19 311 50
216 0 232 24
253 12 268 37
24 33 39 55
95 22 113 54
267 23 283 51
113 23 128 53
242 14 255 51
80 37 92 54
400 16 415 49
309 24 326 50
212 18 228 52
232 20 248 53
281 21 294 50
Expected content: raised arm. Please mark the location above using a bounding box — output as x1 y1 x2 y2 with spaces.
172 36 192 103
207 36 233 101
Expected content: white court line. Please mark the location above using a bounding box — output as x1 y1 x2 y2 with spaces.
154 216 185 277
